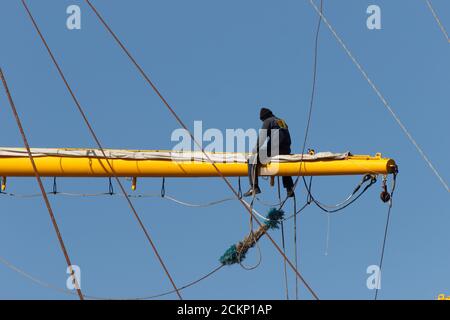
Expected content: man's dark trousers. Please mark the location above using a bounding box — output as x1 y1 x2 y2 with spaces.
248 146 294 190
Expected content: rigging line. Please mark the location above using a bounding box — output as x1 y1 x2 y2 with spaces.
293 175 374 216
278 178 289 300
424 0 450 42
0 191 114 198
85 0 319 300
237 162 263 270
276 173 375 223
292 0 337 216
0 255 76 298
0 254 223 300
134 264 224 300
302 174 378 214
299 0 323 167
283 202 309 221
0 188 277 211
309 0 449 193
2 175 372 216
238 171 263 271
280 221 289 300
254 197 282 207
0 189 272 222
163 195 234 207
293 194 299 300
307 177 314 204
279 0 323 211
0 68 84 300
310 177 368 209
309 174 375 210
238 203 263 271
375 173 397 300
20 0 182 300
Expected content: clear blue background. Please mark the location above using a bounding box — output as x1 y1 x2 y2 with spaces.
0 0 448 300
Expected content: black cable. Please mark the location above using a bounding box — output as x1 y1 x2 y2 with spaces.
278 176 289 300
307 176 313 204
303 175 377 214
280 221 289 300
237 177 242 199
108 177 114 195
282 174 375 221
52 177 58 194
293 194 299 300
161 177 166 198
375 173 397 300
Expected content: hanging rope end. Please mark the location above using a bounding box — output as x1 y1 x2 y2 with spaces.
264 208 285 229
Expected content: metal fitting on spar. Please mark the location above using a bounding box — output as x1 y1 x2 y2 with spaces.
1 176 6 191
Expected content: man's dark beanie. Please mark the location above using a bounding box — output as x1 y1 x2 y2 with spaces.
260 107 273 121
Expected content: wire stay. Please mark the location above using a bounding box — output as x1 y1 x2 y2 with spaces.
309 0 449 193
424 0 450 42
0 68 84 300
20 0 182 300
85 0 319 300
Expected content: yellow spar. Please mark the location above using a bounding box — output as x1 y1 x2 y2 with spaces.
0 148 397 178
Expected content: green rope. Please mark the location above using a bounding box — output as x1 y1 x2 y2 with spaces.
219 208 284 265
264 208 284 229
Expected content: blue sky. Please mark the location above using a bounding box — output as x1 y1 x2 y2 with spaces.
0 0 448 300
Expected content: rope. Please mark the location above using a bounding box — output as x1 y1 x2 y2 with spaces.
303 174 378 214
278 177 289 300
277 0 323 212
0 254 223 300
20 0 182 299
280 221 289 300
163 195 233 208
0 68 84 300
0 256 77 298
237 177 242 199
309 0 449 193
237 213 263 271
375 173 397 300
52 177 58 194
283 202 310 221
271 174 376 219
424 0 450 42
0 175 373 217
161 178 166 198
85 0 319 299
238 170 263 271
293 194 299 300
135 264 224 300
108 177 114 195
254 198 282 208
0 187 278 212
310 175 373 209
237 163 264 271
